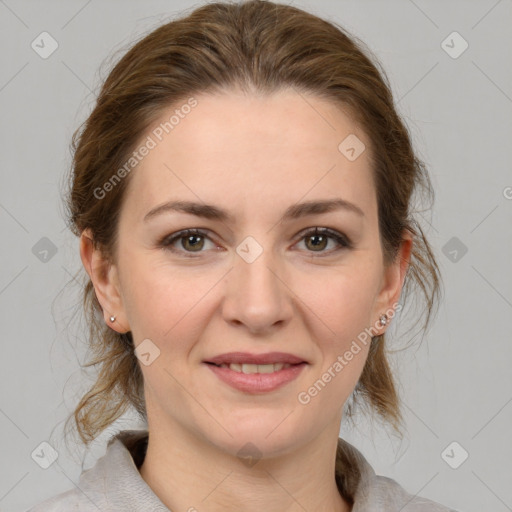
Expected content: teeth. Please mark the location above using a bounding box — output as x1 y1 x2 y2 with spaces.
218 363 292 373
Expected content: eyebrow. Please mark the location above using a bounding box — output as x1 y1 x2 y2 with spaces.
143 198 365 224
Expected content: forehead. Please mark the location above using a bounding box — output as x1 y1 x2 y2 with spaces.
122 89 375 224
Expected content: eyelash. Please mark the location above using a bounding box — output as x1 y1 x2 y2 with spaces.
158 227 353 258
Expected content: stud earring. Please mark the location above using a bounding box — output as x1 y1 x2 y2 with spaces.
109 315 116 323
379 314 388 326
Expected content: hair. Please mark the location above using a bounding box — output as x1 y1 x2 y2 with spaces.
62 0 442 478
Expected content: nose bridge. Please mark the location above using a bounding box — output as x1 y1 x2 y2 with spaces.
224 233 292 329
234 233 282 296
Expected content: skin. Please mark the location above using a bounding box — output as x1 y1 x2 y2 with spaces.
80 88 412 512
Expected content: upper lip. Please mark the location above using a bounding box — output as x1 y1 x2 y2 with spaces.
205 352 308 365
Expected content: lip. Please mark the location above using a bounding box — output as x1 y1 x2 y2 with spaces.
204 361 307 393
205 351 307 365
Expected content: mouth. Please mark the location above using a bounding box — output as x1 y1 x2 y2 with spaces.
204 361 305 374
204 351 308 367
203 356 308 393
203 352 309 392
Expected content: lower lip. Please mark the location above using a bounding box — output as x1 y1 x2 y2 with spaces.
204 362 307 393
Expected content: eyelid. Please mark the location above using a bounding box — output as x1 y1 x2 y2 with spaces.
295 226 352 250
159 226 352 256
158 228 214 253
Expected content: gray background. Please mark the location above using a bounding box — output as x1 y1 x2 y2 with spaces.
1 0 511 511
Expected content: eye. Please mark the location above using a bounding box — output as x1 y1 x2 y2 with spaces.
159 229 215 257
295 227 352 255
158 227 352 257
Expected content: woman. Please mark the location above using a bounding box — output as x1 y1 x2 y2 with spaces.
28 1 456 510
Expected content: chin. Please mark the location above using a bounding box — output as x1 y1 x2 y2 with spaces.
200 415 308 461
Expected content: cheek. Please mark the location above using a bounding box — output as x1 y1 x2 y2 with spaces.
119 254 219 340
294 265 378 397
296 264 379 345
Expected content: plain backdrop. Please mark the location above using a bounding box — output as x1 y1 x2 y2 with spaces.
1 1 511 511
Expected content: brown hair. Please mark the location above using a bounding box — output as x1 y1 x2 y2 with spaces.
63 0 441 461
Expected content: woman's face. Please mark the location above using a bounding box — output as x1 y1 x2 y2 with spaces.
83 88 409 458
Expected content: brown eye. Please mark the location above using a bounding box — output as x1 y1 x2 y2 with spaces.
298 227 352 255
181 233 205 252
160 227 352 258
160 228 213 256
304 233 328 251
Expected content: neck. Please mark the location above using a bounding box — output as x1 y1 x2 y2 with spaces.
138 420 352 512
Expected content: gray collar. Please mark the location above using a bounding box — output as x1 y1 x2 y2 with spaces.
72 429 452 511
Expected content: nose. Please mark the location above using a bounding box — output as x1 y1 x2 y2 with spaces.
221 239 294 335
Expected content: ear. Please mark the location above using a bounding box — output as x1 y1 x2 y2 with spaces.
79 228 130 333
371 229 413 334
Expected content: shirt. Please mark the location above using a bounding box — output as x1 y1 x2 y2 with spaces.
27 429 457 511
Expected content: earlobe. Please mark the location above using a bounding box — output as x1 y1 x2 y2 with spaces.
79 229 130 333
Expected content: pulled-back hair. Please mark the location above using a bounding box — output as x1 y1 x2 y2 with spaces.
63 0 441 454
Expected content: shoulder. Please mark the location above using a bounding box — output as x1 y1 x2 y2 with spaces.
26 429 161 512
337 437 460 512
25 488 87 511
372 474 459 511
